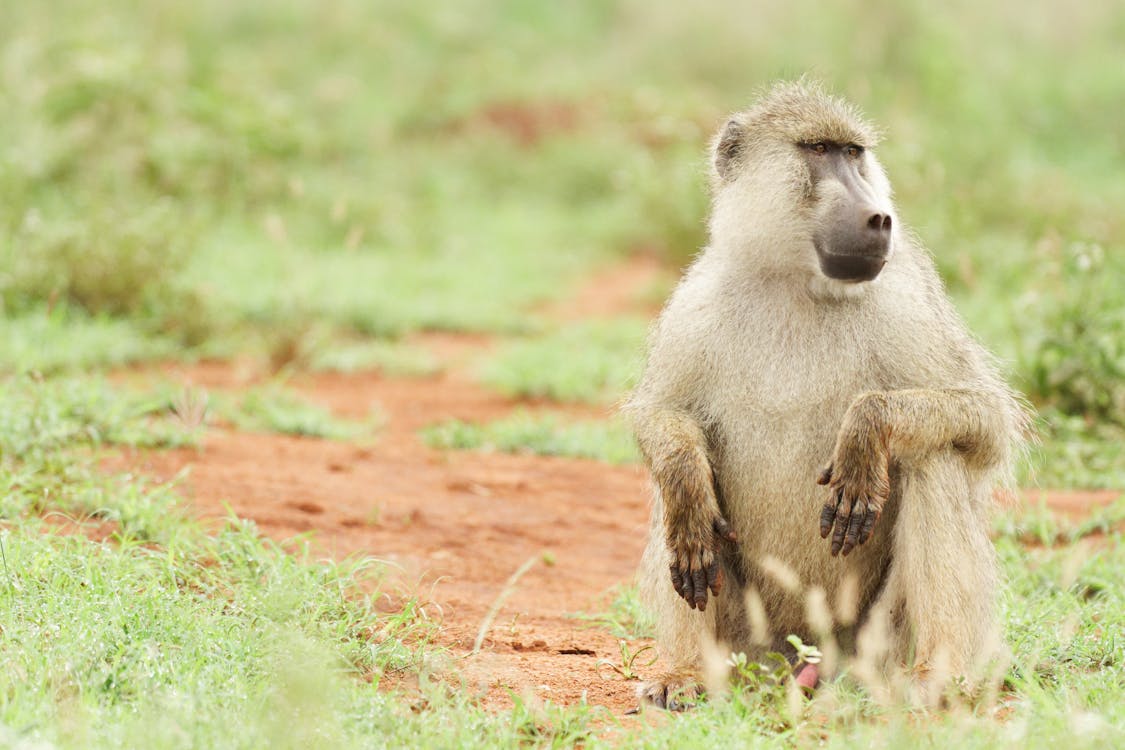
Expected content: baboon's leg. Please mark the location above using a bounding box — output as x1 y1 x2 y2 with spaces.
862 458 998 679
823 388 1008 676
636 512 716 710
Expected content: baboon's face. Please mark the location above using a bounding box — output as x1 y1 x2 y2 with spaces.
710 87 895 287
799 140 893 283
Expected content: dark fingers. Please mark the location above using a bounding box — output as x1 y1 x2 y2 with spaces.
830 496 852 556
819 496 839 539
691 565 708 611
669 563 687 600
706 560 723 596
840 501 866 556
859 504 881 545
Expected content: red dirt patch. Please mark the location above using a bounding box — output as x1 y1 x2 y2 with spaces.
1009 489 1121 517
108 359 650 713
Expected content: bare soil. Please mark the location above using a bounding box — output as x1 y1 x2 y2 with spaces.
106 259 1122 715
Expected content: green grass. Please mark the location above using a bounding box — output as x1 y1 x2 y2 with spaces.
216 385 381 441
0 525 431 749
422 412 640 464
306 338 440 377
1 0 1124 744
993 494 1125 549
0 376 200 455
0 374 593 748
479 319 648 405
1020 412 1125 490
0 309 176 375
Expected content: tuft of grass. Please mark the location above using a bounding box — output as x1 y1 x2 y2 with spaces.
1019 411 1125 490
421 412 639 465
217 385 380 441
0 376 200 456
0 309 176 375
307 338 440 377
479 319 648 405
0 376 201 539
3 202 197 318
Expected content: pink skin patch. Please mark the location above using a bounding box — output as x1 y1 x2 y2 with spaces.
795 663 820 692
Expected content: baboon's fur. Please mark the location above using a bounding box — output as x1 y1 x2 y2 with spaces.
626 81 1028 707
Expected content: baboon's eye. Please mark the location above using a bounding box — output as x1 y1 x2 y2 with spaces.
811 142 828 154
845 144 864 158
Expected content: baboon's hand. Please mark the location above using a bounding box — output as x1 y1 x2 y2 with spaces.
667 513 737 611
818 410 891 556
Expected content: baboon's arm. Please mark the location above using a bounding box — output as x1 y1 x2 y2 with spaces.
632 407 736 611
818 387 1013 556
843 388 1013 469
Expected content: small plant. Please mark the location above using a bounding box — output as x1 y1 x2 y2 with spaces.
595 640 657 681
726 650 792 691
171 386 209 431
786 634 823 670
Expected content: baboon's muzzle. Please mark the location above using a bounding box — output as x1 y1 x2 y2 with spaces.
812 158 894 283
815 205 893 282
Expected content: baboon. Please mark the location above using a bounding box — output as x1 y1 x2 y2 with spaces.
626 81 1028 709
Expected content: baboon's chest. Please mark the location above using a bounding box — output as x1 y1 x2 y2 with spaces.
702 308 929 477
710 319 884 419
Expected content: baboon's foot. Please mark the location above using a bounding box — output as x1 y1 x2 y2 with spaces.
637 671 703 711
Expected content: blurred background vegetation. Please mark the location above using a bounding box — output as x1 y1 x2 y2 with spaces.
1 3 1123 746
1 0 1122 485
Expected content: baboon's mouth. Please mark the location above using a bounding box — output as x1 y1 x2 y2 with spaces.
816 251 886 283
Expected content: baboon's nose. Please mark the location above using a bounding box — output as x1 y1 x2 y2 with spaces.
867 212 892 233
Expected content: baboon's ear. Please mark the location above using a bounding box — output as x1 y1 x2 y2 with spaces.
714 119 745 181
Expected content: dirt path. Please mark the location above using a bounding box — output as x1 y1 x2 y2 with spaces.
113 381 649 711
107 258 1122 715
